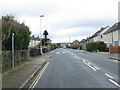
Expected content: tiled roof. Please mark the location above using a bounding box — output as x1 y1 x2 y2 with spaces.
103 22 120 34
91 26 109 38
30 37 40 41
80 39 86 43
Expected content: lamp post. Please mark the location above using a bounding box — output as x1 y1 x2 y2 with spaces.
40 15 44 55
12 33 14 68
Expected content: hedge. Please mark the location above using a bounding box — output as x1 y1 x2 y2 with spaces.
86 41 106 52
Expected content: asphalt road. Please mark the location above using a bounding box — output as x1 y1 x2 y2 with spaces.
34 48 119 88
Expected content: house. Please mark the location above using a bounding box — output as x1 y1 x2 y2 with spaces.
29 35 40 47
70 40 80 49
60 43 69 48
91 26 110 42
72 40 80 45
79 39 87 50
103 22 120 54
103 22 120 47
79 26 110 50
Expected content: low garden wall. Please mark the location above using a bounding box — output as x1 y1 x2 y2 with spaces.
110 46 120 54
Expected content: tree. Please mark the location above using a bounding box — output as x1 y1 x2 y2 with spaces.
2 15 31 50
43 30 49 46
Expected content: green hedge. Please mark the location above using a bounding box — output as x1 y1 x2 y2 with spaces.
2 50 28 72
86 41 106 52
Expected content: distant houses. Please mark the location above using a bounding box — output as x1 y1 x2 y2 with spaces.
79 39 87 50
79 26 110 50
70 22 120 54
70 40 80 49
29 35 40 47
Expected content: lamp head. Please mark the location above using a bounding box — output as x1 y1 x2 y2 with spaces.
40 15 44 17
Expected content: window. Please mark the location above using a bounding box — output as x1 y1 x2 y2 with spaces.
113 41 118 46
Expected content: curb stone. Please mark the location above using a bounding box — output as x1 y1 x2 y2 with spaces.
20 60 47 88
1 60 34 78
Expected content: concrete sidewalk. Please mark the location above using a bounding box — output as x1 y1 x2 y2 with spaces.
97 52 120 60
2 54 50 88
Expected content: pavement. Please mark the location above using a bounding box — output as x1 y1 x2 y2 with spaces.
2 52 51 89
95 52 120 61
33 48 119 88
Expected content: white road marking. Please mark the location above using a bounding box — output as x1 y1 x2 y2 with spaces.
94 66 100 70
109 79 120 88
63 52 65 53
56 52 59 54
75 56 80 59
83 60 97 71
112 60 119 62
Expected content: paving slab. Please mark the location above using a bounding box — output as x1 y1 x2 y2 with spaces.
2 55 50 88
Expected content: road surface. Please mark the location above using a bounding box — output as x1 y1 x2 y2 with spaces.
32 48 119 88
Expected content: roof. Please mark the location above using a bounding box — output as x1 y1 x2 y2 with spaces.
104 22 120 34
30 36 40 41
72 40 80 43
91 26 109 38
80 39 86 43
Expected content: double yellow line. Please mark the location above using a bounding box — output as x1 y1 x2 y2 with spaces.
28 62 49 90
105 73 114 79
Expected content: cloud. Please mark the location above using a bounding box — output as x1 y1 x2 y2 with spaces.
0 0 119 43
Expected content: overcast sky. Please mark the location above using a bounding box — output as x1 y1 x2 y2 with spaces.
0 0 119 43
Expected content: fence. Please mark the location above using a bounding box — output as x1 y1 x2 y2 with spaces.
2 50 29 72
110 46 120 54
29 48 40 57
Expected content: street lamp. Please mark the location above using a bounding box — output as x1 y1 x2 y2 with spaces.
12 33 14 68
40 15 44 55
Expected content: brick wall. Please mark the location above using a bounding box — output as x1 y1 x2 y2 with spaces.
110 46 120 54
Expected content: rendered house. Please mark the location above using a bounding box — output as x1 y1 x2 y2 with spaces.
91 26 110 42
29 35 40 47
79 26 110 50
103 22 120 48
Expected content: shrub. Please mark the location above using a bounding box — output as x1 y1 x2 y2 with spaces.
86 42 97 51
86 41 106 52
2 15 31 50
96 41 106 51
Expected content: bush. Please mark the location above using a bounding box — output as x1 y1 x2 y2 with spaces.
2 15 31 50
71 45 79 49
86 42 97 51
96 41 106 51
86 41 106 52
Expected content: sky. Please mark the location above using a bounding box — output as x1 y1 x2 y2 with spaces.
0 0 119 43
